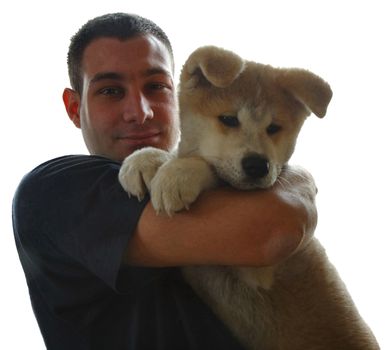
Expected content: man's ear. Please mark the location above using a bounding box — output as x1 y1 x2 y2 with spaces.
63 88 81 128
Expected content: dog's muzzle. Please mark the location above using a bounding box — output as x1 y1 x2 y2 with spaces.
241 154 270 179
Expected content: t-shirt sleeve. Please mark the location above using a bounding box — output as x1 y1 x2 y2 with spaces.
12 155 158 295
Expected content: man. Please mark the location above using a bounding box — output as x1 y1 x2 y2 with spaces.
13 13 317 349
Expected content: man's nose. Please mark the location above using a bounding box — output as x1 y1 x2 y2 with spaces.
122 90 154 124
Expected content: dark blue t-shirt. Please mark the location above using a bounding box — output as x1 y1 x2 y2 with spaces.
12 155 244 350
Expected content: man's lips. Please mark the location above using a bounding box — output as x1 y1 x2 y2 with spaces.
115 130 162 146
117 131 161 140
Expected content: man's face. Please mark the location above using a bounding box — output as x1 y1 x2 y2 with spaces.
64 35 179 162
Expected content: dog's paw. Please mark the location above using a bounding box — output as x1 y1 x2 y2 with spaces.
150 157 217 216
119 147 173 200
280 165 318 200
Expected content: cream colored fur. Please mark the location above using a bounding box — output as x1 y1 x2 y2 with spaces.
119 46 379 349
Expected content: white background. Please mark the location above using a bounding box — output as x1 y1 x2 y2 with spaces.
1 0 385 348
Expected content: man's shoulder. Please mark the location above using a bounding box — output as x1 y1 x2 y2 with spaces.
12 153 142 254
30 154 119 175
18 155 118 186
13 154 122 210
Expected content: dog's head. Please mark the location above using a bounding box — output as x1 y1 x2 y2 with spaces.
178 46 332 189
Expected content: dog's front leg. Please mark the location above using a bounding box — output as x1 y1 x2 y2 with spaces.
150 156 217 216
119 147 174 200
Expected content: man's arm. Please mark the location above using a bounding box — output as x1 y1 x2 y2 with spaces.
124 166 317 267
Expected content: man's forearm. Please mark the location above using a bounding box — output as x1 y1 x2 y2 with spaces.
124 168 317 267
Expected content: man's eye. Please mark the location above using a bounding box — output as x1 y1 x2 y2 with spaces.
148 82 169 91
266 123 282 135
99 87 123 96
218 115 240 128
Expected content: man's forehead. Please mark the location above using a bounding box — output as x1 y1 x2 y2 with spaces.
84 35 171 64
82 35 173 80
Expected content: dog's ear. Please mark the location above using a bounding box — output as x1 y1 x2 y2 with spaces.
277 68 333 118
180 46 245 89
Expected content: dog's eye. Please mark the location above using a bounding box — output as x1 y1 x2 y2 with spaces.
266 123 282 135
218 115 240 128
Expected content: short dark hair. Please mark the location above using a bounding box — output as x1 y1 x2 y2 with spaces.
67 12 174 93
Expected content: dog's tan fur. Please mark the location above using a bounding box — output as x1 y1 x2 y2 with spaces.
119 46 379 349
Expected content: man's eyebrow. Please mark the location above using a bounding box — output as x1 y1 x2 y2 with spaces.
144 67 172 79
89 67 172 85
90 72 124 84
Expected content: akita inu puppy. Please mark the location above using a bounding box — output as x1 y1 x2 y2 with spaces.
119 46 379 350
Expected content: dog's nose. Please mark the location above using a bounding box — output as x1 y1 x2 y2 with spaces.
242 154 270 179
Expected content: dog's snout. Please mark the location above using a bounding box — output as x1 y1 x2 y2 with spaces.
242 154 270 179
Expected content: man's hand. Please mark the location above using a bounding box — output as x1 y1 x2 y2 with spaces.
274 165 318 250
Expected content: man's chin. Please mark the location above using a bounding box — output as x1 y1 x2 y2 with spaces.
115 140 169 162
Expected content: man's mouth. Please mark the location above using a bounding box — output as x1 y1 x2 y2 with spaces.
116 131 162 147
118 131 161 140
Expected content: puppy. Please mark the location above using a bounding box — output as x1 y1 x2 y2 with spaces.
119 46 379 350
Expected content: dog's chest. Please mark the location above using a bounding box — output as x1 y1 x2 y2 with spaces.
181 265 277 350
